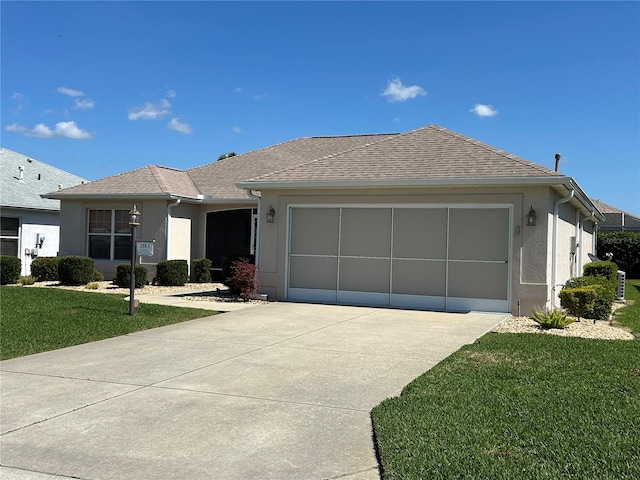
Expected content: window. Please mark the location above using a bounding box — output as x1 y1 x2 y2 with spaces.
88 210 132 260
0 217 19 256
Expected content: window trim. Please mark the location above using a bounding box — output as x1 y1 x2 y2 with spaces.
0 216 20 257
87 209 132 261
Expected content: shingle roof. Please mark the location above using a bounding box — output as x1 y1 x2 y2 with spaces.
51 164 201 198
45 124 570 202
591 199 640 228
0 148 87 211
187 133 396 199
45 133 396 200
243 125 562 184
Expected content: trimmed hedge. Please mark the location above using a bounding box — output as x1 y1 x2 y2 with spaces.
559 286 597 321
562 275 615 321
597 231 640 278
0 256 21 285
30 257 61 281
58 256 94 286
156 259 188 286
583 260 618 285
113 264 148 288
191 258 212 283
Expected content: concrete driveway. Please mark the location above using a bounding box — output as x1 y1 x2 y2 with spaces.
1 302 507 480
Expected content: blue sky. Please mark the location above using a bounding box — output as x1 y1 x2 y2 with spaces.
2 1 639 215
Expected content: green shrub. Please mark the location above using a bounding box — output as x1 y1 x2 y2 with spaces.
530 308 575 329
0 256 21 285
57 256 94 286
17 275 36 285
156 260 188 286
191 258 212 283
559 286 597 321
226 258 257 300
222 254 255 290
30 257 60 281
597 231 640 278
566 276 615 321
583 260 618 286
113 264 148 288
85 282 99 290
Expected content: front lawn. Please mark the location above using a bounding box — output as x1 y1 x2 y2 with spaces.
612 278 640 334
371 280 640 479
0 286 218 360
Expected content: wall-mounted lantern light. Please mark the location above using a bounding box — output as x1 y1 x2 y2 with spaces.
128 205 141 316
266 205 276 223
526 206 537 227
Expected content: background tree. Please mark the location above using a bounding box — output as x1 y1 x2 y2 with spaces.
217 152 237 161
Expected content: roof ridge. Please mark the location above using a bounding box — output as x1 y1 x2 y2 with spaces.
149 165 203 196
432 125 559 176
148 165 173 193
187 137 313 172
246 132 402 181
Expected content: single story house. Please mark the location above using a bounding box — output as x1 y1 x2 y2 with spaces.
591 199 640 232
44 125 604 315
1 148 87 276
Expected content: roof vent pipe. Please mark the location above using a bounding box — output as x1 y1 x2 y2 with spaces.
18 165 24 181
554 153 561 172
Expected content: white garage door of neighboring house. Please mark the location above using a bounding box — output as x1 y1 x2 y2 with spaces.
287 205 511 313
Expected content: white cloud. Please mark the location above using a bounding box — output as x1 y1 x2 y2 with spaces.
128 99 171 120
381 78 426 102
165 89 176 98
232 125 242 133
75 98 95 110
470 103 498 117
57 86 85 97
5 121 92 139
167 117 192 134
54 121 93 139
234 87 242 93
10 92 28 113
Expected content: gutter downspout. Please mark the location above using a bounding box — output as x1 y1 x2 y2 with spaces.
166 199 181 260
551 189 574 309
247 189 262 286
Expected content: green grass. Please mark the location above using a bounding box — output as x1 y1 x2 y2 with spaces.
612 279 640 335
0 286 218 360
372 280 640 479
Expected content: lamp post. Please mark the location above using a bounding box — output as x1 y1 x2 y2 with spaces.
129 205 140 316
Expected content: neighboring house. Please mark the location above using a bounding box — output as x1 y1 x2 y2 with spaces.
0 148 87 276
591 199 640 232
44 125 605 315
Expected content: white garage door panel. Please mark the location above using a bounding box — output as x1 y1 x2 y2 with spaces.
290 208 339 255
339 257 391 293
392 259 446 296
340 208 391 257
393 208 447 259
449 208 509 261
289 256 338 290
448 261 509 300
287 205 510 312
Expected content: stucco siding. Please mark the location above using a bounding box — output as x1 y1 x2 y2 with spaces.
256 186 562 315
58 200 171 280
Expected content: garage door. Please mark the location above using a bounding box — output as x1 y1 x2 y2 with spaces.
287 205 510 312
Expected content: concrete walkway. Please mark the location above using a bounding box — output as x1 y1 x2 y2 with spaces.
1 302 507 479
